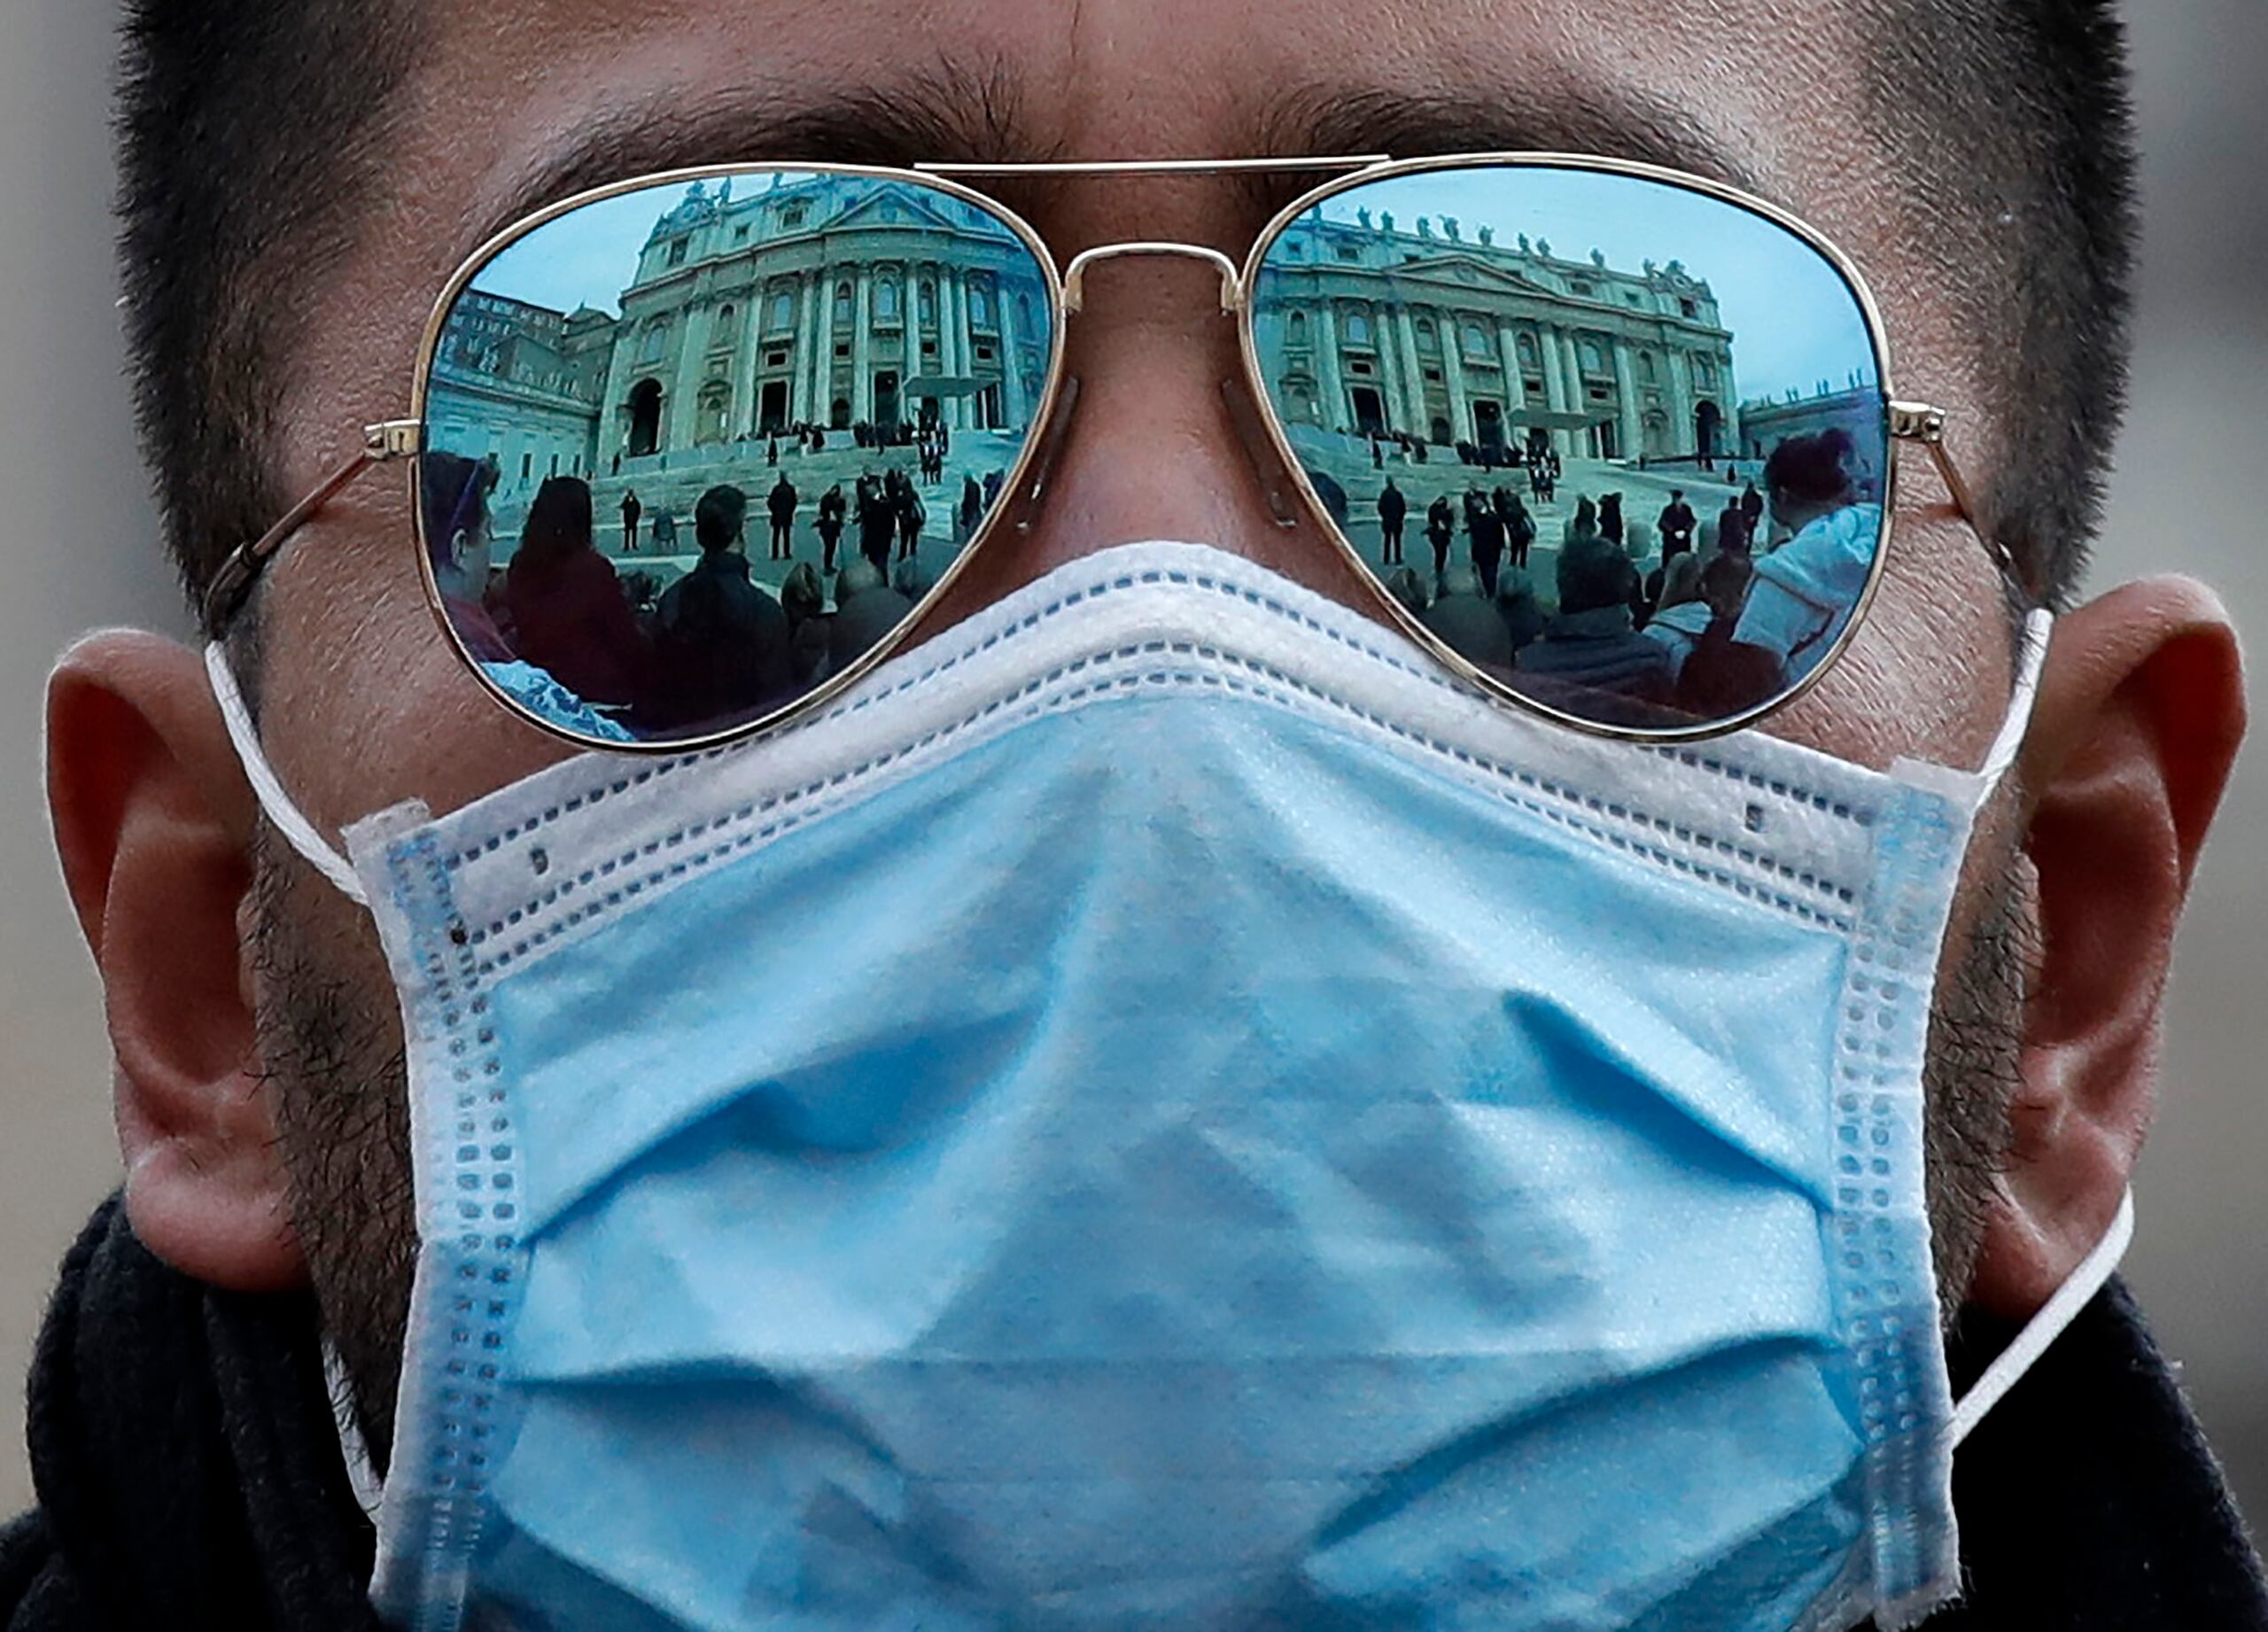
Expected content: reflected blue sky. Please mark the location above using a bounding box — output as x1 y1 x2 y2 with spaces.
465 167 1876 410
1297 167 1880 407
473 180 702 316
468 173 1033 321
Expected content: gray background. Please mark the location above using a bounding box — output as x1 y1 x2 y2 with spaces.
1 1 2261 1522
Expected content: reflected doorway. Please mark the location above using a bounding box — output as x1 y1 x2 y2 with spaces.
1473 400 1505 462
626 379 664 457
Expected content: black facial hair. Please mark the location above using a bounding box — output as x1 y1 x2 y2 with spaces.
252 830 417 1470
250 829 2033 1473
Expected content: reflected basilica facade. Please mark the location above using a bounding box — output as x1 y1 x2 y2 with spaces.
425 174 1052 487
1254 207 1740 462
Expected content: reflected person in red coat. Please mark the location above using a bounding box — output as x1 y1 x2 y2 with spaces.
501 476 650 708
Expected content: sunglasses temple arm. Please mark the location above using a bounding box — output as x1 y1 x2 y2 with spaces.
202 420 420 637
1890 400 2036 602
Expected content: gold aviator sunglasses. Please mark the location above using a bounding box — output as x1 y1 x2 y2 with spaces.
203 153 2018 748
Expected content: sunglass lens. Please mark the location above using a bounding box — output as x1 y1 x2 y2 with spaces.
1249 162 1891 734
422 169 1054 746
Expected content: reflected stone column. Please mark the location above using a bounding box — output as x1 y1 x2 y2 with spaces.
941 268 966 431
734 289 766 436
1314 302 1346 431
1373 314 1406 436
1394 304 1426 434
1539 323 1570 455
1561 333 1587 456
810 268 836 425
897 263 917 428
1439 311 1472 443
670 300 710 452
597 325 639 464
1495 323 1528 418
1611 340 1641 463
998 278 1029 425
852 267 874 423
785 275 813 426
957 269 978 431
1666 350 1694 459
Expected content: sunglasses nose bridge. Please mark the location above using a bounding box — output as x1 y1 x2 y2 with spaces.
1059 242 1244 317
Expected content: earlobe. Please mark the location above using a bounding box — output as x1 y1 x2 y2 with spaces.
1966 577 2246 1318
46 629 309 1292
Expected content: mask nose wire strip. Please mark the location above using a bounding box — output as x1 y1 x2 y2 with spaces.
1977 608 2054 791
193 606 2052 927
204 641 371 906
1948 1187 2134 1449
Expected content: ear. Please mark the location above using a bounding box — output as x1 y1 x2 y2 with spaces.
46 629 308 1291
1967 577 2246 1318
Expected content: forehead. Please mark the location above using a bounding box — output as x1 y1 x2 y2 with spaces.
410 0 1897 247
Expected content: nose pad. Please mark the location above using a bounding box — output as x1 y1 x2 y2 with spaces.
1014 242 1304 533
1060 241 1241 316
913 242 1384 640
1216 377 1306 529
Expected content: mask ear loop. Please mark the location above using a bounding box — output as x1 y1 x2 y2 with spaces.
1977 608 2054 791
204 641 370 906
1936 602 2102 1450
1949 1189 2134 1448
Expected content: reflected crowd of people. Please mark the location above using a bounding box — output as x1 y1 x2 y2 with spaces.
1363 427 1881 727
422 420 1879 742
421 442 1013 743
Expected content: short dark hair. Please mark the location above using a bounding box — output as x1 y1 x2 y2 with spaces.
117 2 2134 610
695 485 748 551
117 0 417 612
1557 538 1638 616
516 476 594 568
1764 428 1857 509
418 451 496 576
1854 0 2138 605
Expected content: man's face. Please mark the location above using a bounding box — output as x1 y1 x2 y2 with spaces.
245 0 2031 1453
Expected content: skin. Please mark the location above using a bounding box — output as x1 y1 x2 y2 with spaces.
43 0 2249 1470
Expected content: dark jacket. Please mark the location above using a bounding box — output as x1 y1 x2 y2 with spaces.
501 547 649 706
4 1197 2264 1629
1518 605 1672 702
649 548 791 728
1420 590 1513 670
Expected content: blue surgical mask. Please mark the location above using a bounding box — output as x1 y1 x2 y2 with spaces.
213 541 2124 1632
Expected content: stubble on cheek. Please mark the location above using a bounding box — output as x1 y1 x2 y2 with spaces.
1919 853 2033 1314
252 831 419 1471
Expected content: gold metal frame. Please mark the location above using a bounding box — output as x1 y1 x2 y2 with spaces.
206 151 2015 752
416 162 1068 754
1232 151 2019 742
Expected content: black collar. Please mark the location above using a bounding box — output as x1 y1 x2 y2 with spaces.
1922 1277 2268 1628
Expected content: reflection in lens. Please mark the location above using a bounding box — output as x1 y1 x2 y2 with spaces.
1250 164 1891 731
422 170 1053 744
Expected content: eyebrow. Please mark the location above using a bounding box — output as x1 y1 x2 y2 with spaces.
471 57 1762 255
1239 82 1763 215
473 59 1057 248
